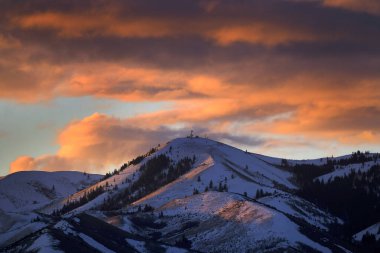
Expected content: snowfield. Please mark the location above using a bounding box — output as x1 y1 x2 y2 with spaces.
0 171 102 212
260 193 343 230
26 233 63 253
137 191 332 253
316 160 379 183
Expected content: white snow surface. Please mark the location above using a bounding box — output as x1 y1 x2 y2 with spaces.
53 220 77 235
0 171 102 212
164 247 188 253
260 193 343 230
0 220 46 247
131 138 295 209
154 191 331 253
26 233 63 253
353 222 380 241
316 160 379 183
126 239 147 253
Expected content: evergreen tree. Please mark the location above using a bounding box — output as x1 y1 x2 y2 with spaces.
218 182 223 192
209 180 213 189
255 189 260 199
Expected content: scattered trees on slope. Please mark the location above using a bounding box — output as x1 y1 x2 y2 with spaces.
54 185 105 215
101 146 160 181
101 154 196 210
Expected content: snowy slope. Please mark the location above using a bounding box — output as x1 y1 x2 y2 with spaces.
46 137 296 215
0 171 102 213
315 160 380 183
259 192 343 230
0 171 102 248
40 162 143 215
253 153 344 167
109 192 346 253
353 222 380 241
139 137 295 193
131 137 295 207
154 191 332 253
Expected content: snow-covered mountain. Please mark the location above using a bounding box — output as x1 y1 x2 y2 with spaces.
0 171 102 213
1 137 379 252
0 171 102 247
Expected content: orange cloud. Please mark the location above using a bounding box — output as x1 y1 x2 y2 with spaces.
323 0 380 15
9 155 76 174
9 156 34 173
208 24 318 46
9 113 185 173
59 64 193 101
8 108 267 174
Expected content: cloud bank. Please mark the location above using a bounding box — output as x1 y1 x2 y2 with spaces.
1 0 379 173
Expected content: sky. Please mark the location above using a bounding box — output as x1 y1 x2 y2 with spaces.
1 0 380 176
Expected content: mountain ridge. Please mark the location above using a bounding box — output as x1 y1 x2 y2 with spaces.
1 137 379 252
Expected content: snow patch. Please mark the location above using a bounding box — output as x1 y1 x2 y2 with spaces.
126 239 147 252
353 222 380 241
27 233 62 253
